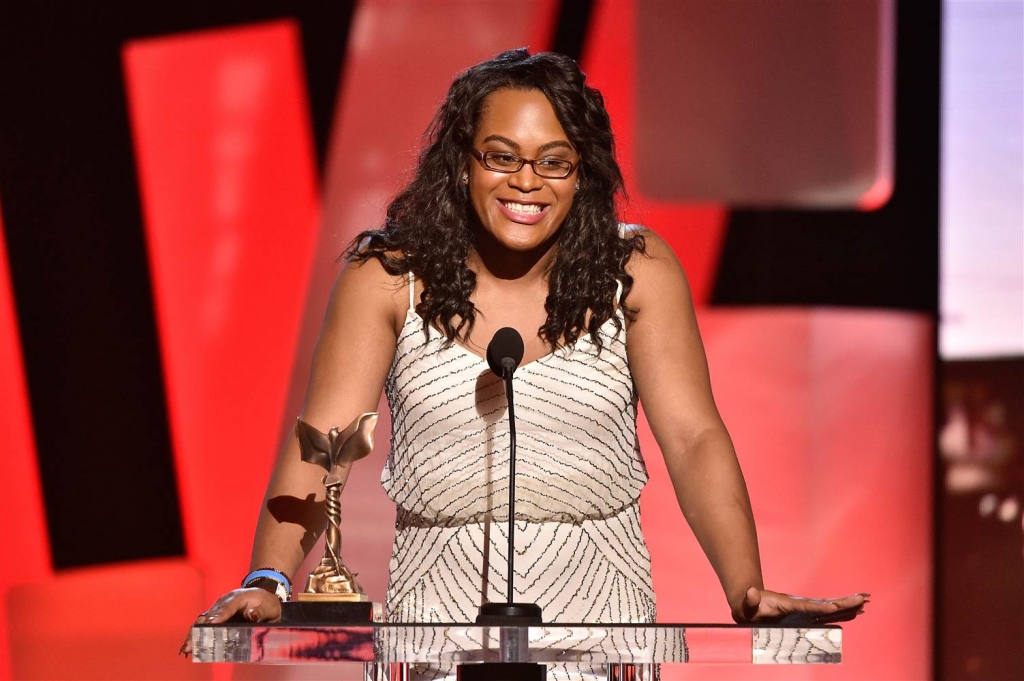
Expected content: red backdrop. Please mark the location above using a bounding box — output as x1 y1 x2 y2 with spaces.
0 1 932 679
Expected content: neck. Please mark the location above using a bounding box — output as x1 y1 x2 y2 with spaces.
469 227 559 283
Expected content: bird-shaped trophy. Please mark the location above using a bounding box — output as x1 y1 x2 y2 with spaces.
286 412 382 622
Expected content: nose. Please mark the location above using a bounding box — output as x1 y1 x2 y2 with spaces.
508 163 543 191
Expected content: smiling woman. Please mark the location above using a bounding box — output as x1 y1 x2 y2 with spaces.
350 50 640 358
467 89 578 263
185 49 866 681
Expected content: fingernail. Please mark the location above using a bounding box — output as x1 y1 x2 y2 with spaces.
857 592 871 597
205 615 217 622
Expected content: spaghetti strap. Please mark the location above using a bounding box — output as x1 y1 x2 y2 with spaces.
408 271 416 310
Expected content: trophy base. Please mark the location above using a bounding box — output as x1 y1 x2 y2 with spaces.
295 591 371 602
281 599 383 624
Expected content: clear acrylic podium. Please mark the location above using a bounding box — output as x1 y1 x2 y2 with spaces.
191 622 841 679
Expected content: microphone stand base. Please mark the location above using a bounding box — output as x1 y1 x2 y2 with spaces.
457 662 546 681
474 602 543 625
464 603 543 678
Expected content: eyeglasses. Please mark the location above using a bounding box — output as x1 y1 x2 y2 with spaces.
471 150 577 179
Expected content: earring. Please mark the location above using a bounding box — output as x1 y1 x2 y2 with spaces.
461 173 469 184
574 183 580 191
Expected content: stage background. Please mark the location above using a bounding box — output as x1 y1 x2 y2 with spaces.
937 1 1023 679
1 0 985 679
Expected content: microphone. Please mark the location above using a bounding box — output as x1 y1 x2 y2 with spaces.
486 327 524 379
477 328 542 627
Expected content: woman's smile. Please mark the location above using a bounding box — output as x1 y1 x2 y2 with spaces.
496 199 550 224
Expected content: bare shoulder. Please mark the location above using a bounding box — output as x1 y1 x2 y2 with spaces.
622 227 690 312
337 252 404 291
302 252 407 424
326 253 408 333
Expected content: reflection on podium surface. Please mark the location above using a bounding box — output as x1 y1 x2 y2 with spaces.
191 622 841 672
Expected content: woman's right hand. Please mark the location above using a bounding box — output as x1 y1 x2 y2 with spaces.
179 588 283 657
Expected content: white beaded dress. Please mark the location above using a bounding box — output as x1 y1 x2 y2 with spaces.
381 275 658 679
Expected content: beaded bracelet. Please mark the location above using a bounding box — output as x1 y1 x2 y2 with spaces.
244 577 289 602
241 567 292 602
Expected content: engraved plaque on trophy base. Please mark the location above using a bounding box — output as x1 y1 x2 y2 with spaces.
295 591 370 602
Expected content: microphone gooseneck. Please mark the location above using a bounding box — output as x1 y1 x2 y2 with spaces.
470 328 544 681
485 327 524 605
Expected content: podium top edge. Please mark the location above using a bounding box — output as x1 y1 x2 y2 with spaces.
193 622 842 631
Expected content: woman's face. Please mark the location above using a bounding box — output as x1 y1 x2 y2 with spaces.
467 88 579 257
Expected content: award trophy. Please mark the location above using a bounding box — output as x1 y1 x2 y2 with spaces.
286 412 383 622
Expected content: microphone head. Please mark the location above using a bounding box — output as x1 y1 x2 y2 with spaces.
486 327 525 378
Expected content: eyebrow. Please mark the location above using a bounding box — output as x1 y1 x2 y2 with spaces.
481 135 574 155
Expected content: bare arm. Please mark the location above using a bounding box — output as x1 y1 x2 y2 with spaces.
249 257 402 576
626 230 866 622
184 257 403 639
625 231 761 616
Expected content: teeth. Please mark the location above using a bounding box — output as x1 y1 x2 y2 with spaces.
502 201 544 215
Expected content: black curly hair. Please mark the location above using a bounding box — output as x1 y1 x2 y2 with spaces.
347 48 645 350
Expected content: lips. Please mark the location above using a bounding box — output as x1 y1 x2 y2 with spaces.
497 199 550 225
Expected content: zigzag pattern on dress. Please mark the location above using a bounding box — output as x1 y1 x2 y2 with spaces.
387 509 655 624
382 308 648 526
380 277 660 679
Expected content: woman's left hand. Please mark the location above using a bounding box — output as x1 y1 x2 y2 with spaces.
732 586 868 624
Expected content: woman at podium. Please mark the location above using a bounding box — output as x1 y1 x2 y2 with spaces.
184 49 865 676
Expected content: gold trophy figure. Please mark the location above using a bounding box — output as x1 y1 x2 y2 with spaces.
294 412 378 602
